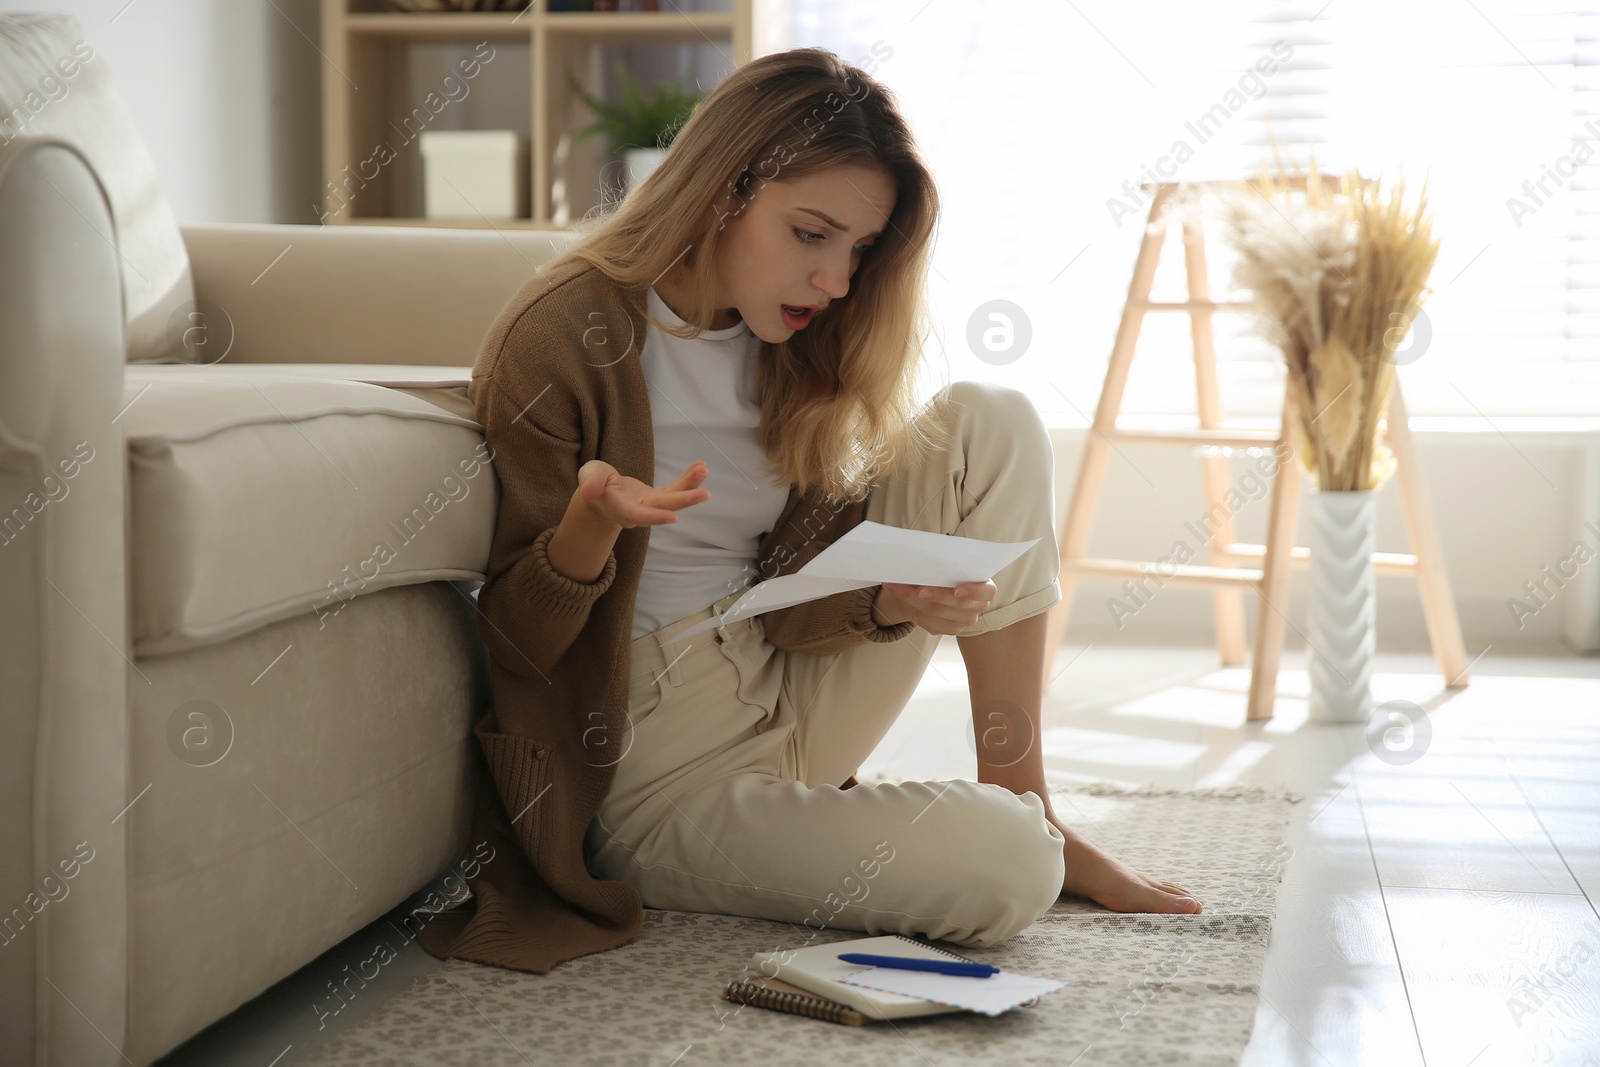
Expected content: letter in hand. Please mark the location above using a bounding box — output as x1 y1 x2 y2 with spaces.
575 459 711 529
874 579 998 635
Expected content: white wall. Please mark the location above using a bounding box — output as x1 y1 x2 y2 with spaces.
6 2 1595 659
1044 428 1600 657
0 1 735 225
0 0 324 224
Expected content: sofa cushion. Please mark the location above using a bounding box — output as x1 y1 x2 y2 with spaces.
124 366 496 657
183 362 476 422
0 13 195 363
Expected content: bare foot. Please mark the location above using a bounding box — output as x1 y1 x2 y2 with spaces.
1051 814 1202 915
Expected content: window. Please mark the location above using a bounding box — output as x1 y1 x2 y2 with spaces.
789 0 1600 419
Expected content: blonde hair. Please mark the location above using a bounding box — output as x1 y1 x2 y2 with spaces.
548 46 954 503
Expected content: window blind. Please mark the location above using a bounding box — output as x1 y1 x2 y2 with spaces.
787 0 1600 417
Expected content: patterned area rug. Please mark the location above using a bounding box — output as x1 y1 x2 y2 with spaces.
301 779 1300 1067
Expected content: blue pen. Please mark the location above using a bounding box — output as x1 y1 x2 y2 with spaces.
837 952 998 978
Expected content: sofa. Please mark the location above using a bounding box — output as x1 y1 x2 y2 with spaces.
0 13 580 1065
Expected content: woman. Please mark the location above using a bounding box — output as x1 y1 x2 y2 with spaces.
420 47 1199 977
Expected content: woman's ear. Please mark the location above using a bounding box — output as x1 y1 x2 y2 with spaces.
714 168 760 230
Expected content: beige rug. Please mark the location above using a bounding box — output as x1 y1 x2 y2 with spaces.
301 779 1301 1067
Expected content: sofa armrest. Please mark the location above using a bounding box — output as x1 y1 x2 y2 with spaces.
0 137 130 1067
178 222 583 367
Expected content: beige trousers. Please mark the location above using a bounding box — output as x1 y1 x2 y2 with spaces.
583 380 1067 946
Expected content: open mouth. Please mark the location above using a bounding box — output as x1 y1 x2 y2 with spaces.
781 305 815 329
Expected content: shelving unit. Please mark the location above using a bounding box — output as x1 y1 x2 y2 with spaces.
319 0 754 228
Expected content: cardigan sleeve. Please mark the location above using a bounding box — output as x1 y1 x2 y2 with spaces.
760 583 916 656
472 372 616 679
756 489 916 654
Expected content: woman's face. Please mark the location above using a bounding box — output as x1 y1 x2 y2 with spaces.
704 163 897 341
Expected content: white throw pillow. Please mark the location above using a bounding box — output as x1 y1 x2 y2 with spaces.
0 12 195 363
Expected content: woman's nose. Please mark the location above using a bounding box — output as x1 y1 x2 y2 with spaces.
815 257 852 300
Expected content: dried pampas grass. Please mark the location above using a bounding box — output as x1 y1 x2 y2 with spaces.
1215 157 1439 490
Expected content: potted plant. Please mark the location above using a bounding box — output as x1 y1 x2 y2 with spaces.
567 61 703 193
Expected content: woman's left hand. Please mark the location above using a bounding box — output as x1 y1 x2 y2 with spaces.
872 580 997 635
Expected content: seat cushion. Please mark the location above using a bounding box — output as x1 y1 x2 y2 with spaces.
125 365 495 657
185 362 476 422
0 13 195 363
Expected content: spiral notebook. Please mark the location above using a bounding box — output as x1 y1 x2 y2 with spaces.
725 934 971 1025
726 933 1065 1024
722 974 879 1027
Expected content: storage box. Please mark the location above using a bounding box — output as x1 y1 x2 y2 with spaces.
418 130 529 220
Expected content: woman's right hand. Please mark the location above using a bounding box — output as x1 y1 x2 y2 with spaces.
574 459 710 529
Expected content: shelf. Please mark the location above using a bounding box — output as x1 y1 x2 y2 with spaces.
323 0 752 227
342 216 571 230
543 12 735 34
343 10 734 39
345 12 533 39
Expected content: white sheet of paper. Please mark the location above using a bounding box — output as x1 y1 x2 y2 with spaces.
835 966 1069 1017
659 521 1039 646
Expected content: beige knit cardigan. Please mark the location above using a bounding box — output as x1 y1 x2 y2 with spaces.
416 259 916 973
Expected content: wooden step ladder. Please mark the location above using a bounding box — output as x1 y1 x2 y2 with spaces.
1039 179 1472 720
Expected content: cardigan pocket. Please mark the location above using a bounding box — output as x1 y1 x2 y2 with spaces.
475 727 556 855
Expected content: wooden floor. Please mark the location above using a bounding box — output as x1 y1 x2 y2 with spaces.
159 642 1600 1067
863 641 1600 1067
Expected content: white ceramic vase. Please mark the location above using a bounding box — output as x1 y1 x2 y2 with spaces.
1306 488 1377 723
622 146 668 192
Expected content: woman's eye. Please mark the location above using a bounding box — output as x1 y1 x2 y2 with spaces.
794 227 874 254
